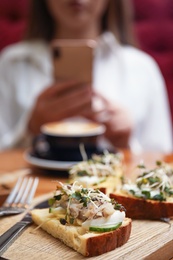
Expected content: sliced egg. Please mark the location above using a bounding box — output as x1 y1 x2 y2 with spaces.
78 176 105 186
82 210 125 230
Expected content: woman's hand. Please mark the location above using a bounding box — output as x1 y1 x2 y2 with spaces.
28 80 92 134
87 92 134 149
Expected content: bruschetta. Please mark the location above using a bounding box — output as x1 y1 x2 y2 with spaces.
110 161 173 219
31 182 131 256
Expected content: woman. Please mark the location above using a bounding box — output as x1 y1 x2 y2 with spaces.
0 0 172 153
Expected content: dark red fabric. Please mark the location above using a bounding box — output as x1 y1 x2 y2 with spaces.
0 0 29 50
0 0 173 122
132 0 173 123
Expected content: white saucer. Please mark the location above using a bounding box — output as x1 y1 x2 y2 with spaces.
24 150 78 170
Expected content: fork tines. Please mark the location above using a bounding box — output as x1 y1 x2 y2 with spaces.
3 176 39 209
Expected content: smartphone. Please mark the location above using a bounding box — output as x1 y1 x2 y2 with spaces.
51 39 96 84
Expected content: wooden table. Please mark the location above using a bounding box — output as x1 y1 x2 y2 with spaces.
0 148 173 260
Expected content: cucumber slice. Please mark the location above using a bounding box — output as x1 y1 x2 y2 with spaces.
89 222 122 232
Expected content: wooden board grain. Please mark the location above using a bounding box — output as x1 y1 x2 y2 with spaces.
0 196 173 260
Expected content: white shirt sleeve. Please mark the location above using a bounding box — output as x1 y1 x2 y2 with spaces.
0 52 30 150
130 57 173 154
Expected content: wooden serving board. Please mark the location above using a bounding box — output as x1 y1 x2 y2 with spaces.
1 196 173 260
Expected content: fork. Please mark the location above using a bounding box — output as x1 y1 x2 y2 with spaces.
0 176 39 217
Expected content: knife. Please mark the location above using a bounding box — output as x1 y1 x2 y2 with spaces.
0 200 49 257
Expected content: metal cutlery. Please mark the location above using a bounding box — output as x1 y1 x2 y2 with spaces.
0 176 39 217
0 199 48 256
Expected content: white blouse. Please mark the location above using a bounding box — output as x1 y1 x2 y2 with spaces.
0 32 172 153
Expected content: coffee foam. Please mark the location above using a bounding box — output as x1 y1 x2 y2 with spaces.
41 121 105 137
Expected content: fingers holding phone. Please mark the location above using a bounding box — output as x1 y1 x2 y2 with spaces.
46 81 92 118
86 91 134 148
28 80 92 134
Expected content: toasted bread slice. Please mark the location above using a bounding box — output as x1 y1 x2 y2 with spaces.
31 208 131 257
110 191 173 219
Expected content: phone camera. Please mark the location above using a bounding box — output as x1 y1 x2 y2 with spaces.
53 48 61 58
